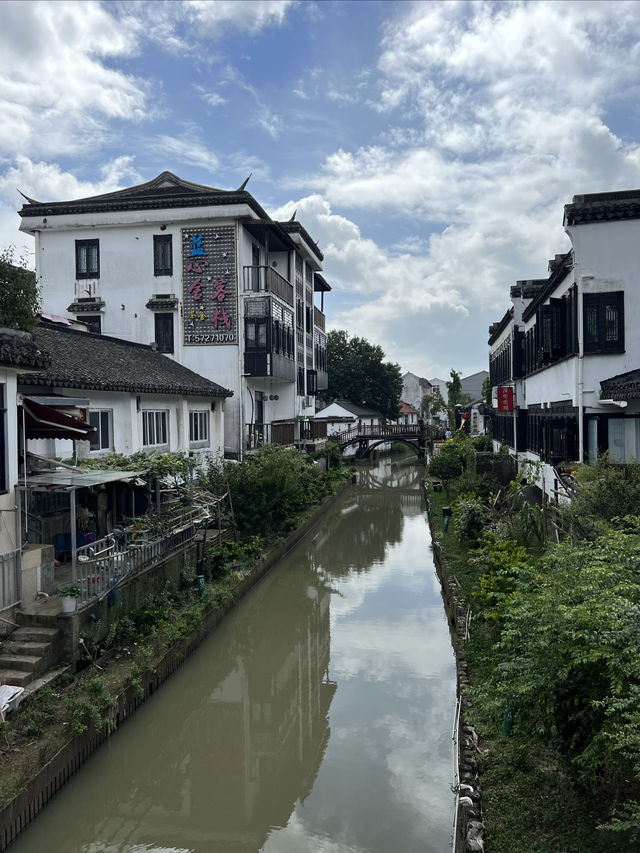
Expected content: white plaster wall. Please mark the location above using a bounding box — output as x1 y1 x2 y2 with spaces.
25 389 224 461
0 370 19 554
568 218 640 388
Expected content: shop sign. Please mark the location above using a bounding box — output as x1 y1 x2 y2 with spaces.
182 225 237 345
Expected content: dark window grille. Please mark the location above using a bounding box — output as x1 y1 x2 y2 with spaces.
153 235 173 276
75 239 99 278
155 312 174 353
583 292 624 353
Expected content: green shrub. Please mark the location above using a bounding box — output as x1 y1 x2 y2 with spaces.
452 496 490 545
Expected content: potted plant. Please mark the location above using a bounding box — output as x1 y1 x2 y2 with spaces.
58 584 82 613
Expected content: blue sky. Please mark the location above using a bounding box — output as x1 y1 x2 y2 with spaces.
3 0 640 380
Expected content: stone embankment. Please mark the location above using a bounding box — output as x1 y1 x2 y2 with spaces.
424 484 486 853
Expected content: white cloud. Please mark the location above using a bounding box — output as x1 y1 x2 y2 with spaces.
150 134 221 173
185 0 297 36
0 155 142 262
269 1 640 374
0 1 148 159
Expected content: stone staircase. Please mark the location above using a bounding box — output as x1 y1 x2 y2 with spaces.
0 625 61 688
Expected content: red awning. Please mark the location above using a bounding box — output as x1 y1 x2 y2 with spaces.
20 397 97 441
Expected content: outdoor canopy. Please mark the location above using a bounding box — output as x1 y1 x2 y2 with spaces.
19 396 97 441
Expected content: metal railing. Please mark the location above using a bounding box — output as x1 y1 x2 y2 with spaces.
74 506 206 605
1 548 21 611
242 266 294 306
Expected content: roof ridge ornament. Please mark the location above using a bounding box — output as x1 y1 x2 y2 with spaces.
237 173 252 191
18 189 41 204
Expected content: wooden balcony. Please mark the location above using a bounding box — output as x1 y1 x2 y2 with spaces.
243 351 295 380
314 306 326 332
243 266 294 306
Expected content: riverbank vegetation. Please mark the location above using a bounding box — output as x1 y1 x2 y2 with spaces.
428 439 640 851
0 446 353 809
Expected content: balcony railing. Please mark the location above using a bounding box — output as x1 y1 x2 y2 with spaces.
243 266 294 306
1 549 21 610
245 420 326 449
74 505 210 606
314 306 326 332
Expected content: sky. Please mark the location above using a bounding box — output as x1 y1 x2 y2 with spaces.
3 0 640 381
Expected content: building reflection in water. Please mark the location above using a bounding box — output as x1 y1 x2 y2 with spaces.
60 555 337 853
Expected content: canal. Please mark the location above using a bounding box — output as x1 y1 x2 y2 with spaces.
11 457 456 852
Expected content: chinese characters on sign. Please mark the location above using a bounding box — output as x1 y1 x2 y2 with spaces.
497 386 514 412
182 226 237 345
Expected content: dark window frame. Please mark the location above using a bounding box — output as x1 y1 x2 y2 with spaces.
153 235 173 277
88 410 111 452
75 239 100 279
154 312 174 354
79 315 101 334
583 291 624 354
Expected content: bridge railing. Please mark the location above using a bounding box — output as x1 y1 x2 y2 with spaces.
331 423 422 443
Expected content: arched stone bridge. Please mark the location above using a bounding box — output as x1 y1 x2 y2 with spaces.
330 423 443 462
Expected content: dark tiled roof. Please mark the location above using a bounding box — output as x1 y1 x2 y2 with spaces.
488 308 513 345
19 171 271 222
0 328 51 371
278 221 324 262
522 251 574 323
510 279 547 300
317 400 382 418
565 189 640 226
19 321 232 398
600 368 640 400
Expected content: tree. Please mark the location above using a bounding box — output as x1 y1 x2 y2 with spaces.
423 387 447 422
0 247 40 331
446 369 470 427
322 329 402 420
428 441 463 499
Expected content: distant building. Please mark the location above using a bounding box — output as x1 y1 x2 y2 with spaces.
401 372 432 417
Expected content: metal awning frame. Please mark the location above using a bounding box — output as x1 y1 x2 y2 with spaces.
17 468 143 583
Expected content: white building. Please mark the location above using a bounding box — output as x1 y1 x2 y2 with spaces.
21 318 230 464
401 372 432 418
18 171 330 459
489 188 640 497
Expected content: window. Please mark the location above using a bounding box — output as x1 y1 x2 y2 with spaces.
75 239 99 278
245 319 268 349
155 313 174 353
79 315 101 334
189 411 209 444
142 410 168 447
584 292 624 353
0 385 6 493
88 410 111 452
607 418 640 463
153 235 173 276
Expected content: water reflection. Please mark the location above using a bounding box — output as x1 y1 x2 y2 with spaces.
12 459 455 853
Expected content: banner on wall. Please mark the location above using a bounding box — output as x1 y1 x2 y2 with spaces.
497 386 514 412
182 225 237 345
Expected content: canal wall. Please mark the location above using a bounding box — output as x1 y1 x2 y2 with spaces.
0 480 354 852
423 482 486 853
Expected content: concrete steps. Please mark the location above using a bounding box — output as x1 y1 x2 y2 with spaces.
0 625 61 688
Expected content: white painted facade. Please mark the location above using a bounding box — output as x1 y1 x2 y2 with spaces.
488 188 640 496
27 388 225 464
19 173 330 460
